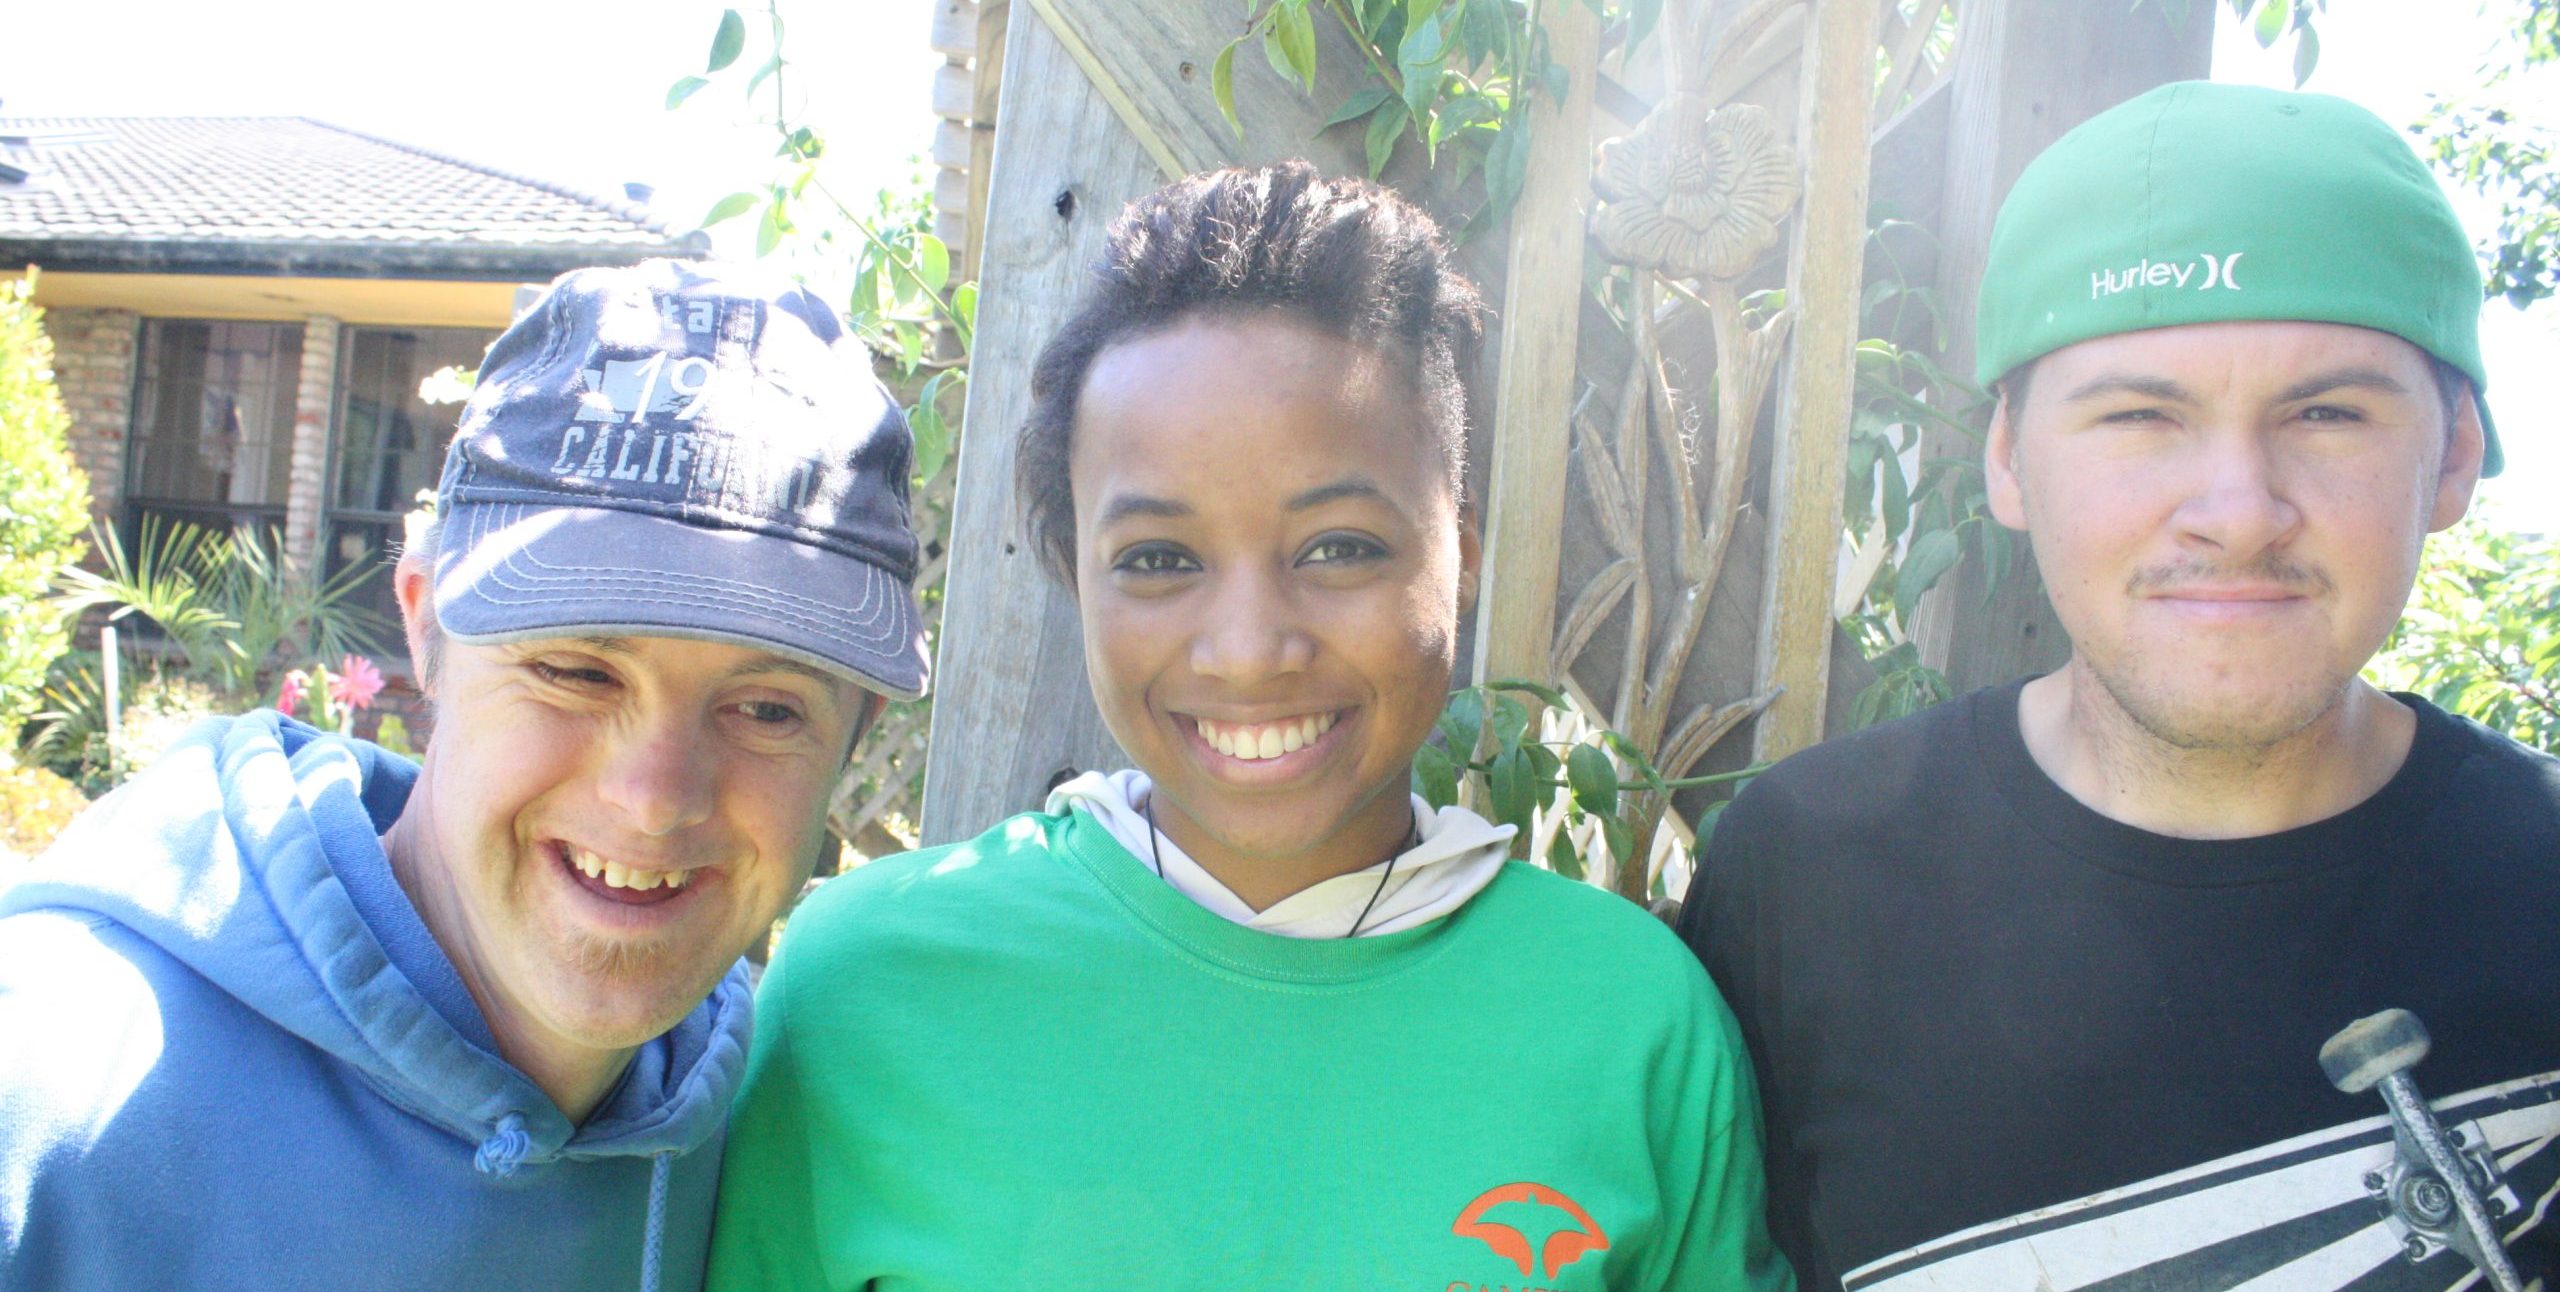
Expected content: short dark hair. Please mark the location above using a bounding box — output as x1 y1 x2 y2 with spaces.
1015 161 1487 586
1997 350 2470 441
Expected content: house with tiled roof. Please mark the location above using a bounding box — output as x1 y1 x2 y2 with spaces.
0 116 701 621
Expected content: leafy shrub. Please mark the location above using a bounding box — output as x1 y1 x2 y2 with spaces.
21 654 229 794
0 279 91 747
2371 517 2560 753
0 759 89 861
111 672 229 782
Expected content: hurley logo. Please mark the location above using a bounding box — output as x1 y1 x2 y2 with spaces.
1450 1182 1610 1281
2090 251 2246 300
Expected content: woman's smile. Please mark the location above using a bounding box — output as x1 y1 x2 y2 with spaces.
1179 707 1351 777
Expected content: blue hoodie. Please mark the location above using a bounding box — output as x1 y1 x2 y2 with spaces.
0 712 751 1291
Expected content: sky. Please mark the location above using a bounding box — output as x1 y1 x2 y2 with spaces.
3 1 2550 529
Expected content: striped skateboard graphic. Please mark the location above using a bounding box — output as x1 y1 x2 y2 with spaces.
1845 1070 2560 1291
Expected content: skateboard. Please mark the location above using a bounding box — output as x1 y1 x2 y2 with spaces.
1844 1043 2559 1291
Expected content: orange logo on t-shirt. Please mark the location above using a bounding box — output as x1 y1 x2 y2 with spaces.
1451 1182 1610 1278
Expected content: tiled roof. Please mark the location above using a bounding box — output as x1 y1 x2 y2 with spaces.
0 116 700 277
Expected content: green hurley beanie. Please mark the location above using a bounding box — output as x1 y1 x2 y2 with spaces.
1976 80 2500 475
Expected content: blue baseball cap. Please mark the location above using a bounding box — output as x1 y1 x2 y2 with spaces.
431 259 929 699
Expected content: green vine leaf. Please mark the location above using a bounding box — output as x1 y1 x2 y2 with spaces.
1326 82 1396 127
1488 746 1538 833
1567 743 1619 817
1213 40 1245 137
1397 8 1451 121
1893 528 1961 621
1621 0 1664 63
1412 741 1462 809
909 378 951 484
666 76 711 111
1365 98 1410 177
755 199 788 256
708 8 747 72
1483 111 1533 215
915 233 951 293
1266 1 1319 92
1438 686 1485 759
1487 677 1567 709
1522 741 1561 786
1547 826 1587 880
700 191 760 228
2252 0 2289 46
1601 816 1636 873
746 53 786 101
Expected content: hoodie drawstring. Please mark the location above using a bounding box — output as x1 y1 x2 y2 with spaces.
640 1151 671 1292
473 1111 531 1177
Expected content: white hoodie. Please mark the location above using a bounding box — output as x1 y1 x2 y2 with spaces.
1045 768 1515 938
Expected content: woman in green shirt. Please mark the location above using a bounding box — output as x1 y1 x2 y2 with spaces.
706 161 1793 1292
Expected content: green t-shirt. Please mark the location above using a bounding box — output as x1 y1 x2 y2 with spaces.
707 808 1793 1291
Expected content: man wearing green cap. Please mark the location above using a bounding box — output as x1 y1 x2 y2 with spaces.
1679 81 2560 1291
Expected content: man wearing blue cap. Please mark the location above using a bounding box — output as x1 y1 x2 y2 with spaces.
0 261 928 1290
1680 83 2560 1290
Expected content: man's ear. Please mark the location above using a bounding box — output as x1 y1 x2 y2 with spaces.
1984 393 2030 532
2428 390 2487 533
393 555 438 699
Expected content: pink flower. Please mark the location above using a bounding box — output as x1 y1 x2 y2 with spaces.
276 670 309 720
330 655 386 712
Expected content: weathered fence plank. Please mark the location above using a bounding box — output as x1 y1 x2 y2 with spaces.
1752 0 1883 760
1470 1 1598 690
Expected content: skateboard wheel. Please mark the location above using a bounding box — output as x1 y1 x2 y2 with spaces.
2321 1009 2431 1094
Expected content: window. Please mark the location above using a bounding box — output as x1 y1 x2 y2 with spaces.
123 320 304 546
323 327 499 626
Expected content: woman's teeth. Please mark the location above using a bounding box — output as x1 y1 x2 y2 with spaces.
566 845 692 890
1195 712 1337 761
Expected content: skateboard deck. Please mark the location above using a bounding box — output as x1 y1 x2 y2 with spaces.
1845 1070 2560 1291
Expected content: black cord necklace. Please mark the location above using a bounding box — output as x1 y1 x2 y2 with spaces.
1143 794 1416 939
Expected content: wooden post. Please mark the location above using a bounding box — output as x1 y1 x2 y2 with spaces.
1752 0 1882 762
963 1 1010 286
1469 0 1597 689
1907 0 2213 694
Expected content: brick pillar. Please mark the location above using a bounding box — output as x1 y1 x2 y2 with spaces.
283 316 341 573
41 308 141 529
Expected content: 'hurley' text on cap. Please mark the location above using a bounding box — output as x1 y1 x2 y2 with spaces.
2091 251 2246 300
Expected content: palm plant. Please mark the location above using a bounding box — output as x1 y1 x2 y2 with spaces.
28 518 400 787
50 518 394 697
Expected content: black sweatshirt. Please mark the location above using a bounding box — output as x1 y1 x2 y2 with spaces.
1682 681 2560 1290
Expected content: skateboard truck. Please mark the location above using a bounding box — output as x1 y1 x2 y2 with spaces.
2320 1008 2526 1292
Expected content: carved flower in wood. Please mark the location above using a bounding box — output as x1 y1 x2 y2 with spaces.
1592 96 1800 281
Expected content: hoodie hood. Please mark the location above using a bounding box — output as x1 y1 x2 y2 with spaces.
0 711 750 1171
1046 768 1515 937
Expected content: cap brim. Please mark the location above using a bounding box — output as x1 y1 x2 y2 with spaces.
434 501 928 701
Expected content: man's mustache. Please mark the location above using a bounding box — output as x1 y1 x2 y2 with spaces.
2126 554 2333 597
